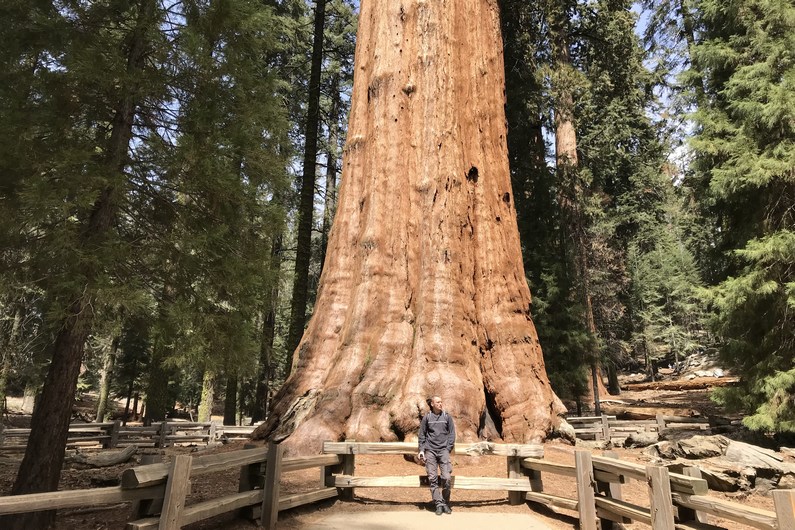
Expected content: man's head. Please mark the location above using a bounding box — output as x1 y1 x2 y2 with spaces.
430 395 443 414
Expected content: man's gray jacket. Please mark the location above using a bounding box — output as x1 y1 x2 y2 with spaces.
418 411 455 453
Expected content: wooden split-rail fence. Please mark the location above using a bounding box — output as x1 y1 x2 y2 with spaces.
0 422 259 452
567 413 732 442
0 441 793 529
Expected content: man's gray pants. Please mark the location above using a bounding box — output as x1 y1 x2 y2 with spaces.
425 449 452 507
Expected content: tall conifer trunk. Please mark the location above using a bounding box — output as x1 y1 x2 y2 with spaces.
255 0 564 454
548 3 607 412
287 0 328 362
252 236 282 423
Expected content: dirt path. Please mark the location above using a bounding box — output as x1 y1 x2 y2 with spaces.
294 511 553 529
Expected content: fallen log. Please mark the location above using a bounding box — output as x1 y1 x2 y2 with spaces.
67 445 138 467
622 377 739 392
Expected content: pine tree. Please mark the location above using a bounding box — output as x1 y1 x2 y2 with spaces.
689 0 795 432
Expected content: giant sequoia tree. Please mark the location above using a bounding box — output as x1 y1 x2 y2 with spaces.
255 0 565 453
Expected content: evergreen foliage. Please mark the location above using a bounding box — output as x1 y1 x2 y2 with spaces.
685 0 795 431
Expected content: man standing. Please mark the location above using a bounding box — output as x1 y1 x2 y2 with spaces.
418 395 455 515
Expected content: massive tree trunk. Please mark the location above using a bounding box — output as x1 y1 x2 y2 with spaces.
254 0 565 454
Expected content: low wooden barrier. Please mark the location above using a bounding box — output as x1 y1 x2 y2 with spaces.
567 413 713 442
522 449 795 530
1 441 791 529
0 421 260 453
0 443 339 530
321 441 543 506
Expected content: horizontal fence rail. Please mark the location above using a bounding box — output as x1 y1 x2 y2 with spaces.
566 413 720 442
0 421 260 453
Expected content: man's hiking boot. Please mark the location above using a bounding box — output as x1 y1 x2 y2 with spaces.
435 506 444 515
443 504 452 514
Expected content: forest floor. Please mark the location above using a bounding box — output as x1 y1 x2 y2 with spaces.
0 381 781 530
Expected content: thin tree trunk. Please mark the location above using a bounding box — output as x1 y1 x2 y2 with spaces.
0 306 21 411
320 73 341 275
286 0 328 365
255 0 565 454
223 374 237 426
197 369 215 423
2 5 157 528
252 236 282 424
95 337 119 422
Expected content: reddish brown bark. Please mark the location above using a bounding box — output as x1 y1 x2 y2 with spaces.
255 0 564 454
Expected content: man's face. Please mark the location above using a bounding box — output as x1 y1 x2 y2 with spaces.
431 396 443 413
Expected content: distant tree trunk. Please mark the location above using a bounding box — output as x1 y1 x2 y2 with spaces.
223 374 237 426
254 0 565 454
286 0 328 364
197 370 215 423
2 5 157 528
132 393 140 420
252 236 282 424
607 361 621 395
0 306 21 410
320 74 341 275
145 342 174 424
21 382 37 414
548 2 604 415
95 337 119 422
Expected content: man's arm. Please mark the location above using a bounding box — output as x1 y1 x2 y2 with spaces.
446 414 456 452
418 415 428 456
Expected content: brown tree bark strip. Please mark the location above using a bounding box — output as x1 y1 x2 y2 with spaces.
255 0 564 454
1 3 159 528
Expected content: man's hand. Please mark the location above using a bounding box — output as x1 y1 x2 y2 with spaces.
418 451 425 462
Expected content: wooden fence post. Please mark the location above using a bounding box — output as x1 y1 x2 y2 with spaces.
157 421 169 448
131 451 165 518
574 450 598 530
261 442 284 530
158 454 193 530
108 420 121 449
773 489 795 529
208 423 217 445
646 465 675 530
679 467 709 524
656 413 666 433
601 415 612 442
507 454 523 505
239 443 264 520
597 451 628 529
338 440 356 501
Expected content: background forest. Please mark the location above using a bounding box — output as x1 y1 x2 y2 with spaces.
0 0 793 438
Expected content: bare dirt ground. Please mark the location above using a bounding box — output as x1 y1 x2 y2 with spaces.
0 385 779 529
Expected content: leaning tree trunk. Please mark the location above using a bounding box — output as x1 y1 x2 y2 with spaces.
254 0 565 454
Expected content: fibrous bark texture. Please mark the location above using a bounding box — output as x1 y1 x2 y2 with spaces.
255 0 565 454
